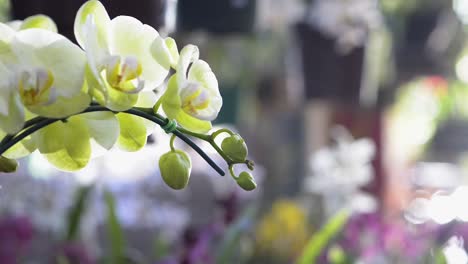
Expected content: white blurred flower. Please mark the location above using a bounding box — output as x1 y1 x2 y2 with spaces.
307 0 382 53
444 237 468 264
305 126 375 193
304 126 376 215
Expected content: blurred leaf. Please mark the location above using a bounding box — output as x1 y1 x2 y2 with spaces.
216 206 257 264
296 210 350 264
65 185 93 241
434 248 447 264
152 236 170 261
104 190 126 264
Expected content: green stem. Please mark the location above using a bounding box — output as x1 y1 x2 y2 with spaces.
211 128 234 139
176 126 211 141
0 105 225 176
228 164 237 180
169 134 176 152
153 97 163 113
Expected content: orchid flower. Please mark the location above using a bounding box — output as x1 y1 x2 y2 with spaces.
0 16 121 171
158 45 222 133
74 0 170 111
73 0 173 152
0 22 92 162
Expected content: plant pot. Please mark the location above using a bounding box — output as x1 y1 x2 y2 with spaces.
11 0 167 41
177 0 256 35
295 22 365 103
428 119 468 162
393 8 465 82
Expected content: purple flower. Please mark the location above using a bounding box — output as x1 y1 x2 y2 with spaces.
337 212 434 262
0 216 35 264
53 242 96 264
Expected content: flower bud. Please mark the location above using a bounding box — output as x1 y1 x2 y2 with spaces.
159 150 192 190
0 156 18 173
236 171 257 191
221 135 248 162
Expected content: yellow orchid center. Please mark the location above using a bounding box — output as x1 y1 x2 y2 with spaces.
102 55 144 94
18 68 55 107
180 82 210 115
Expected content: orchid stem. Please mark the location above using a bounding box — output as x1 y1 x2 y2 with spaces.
0 105 225 176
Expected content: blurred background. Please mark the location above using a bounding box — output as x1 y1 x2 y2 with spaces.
3 0 468 263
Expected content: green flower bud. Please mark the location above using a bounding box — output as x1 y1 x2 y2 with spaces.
221 135 248 162
0 156 18 173
159 150 192 190
236 171 257 191
246 160 255 171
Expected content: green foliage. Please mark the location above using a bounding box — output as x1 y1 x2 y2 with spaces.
104 190 126 264
65 185 93 241
297 210 350 264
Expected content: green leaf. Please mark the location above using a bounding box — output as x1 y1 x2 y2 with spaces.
216 206 257 263
116 113 147 151
104 190 126 264
35 116 91 171
65 185 93 241
296 210 350 264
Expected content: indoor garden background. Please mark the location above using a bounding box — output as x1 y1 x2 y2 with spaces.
1 0 468 263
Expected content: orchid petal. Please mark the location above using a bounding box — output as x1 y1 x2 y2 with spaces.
12 29 87 98
187 60 222 120
81 112 119 150
116 113 147 152
0 23 16 65
0 93 25 134
151 36 179 70
74 0 110 51
177 45 199 84
109 16 169 90
20 15 58 32
34 116 91 171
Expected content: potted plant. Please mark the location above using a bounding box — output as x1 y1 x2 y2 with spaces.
295 0 383 103
177 0 256 35
383 0 465 81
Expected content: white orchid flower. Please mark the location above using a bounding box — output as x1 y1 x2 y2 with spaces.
0 23 96 167
74 0 171 111
0 24 90 134
159 45 222 133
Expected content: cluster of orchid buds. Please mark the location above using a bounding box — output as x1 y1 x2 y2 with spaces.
0 0 256 191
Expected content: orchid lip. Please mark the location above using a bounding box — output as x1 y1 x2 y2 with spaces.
18 68 55 107
102 55 144 94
